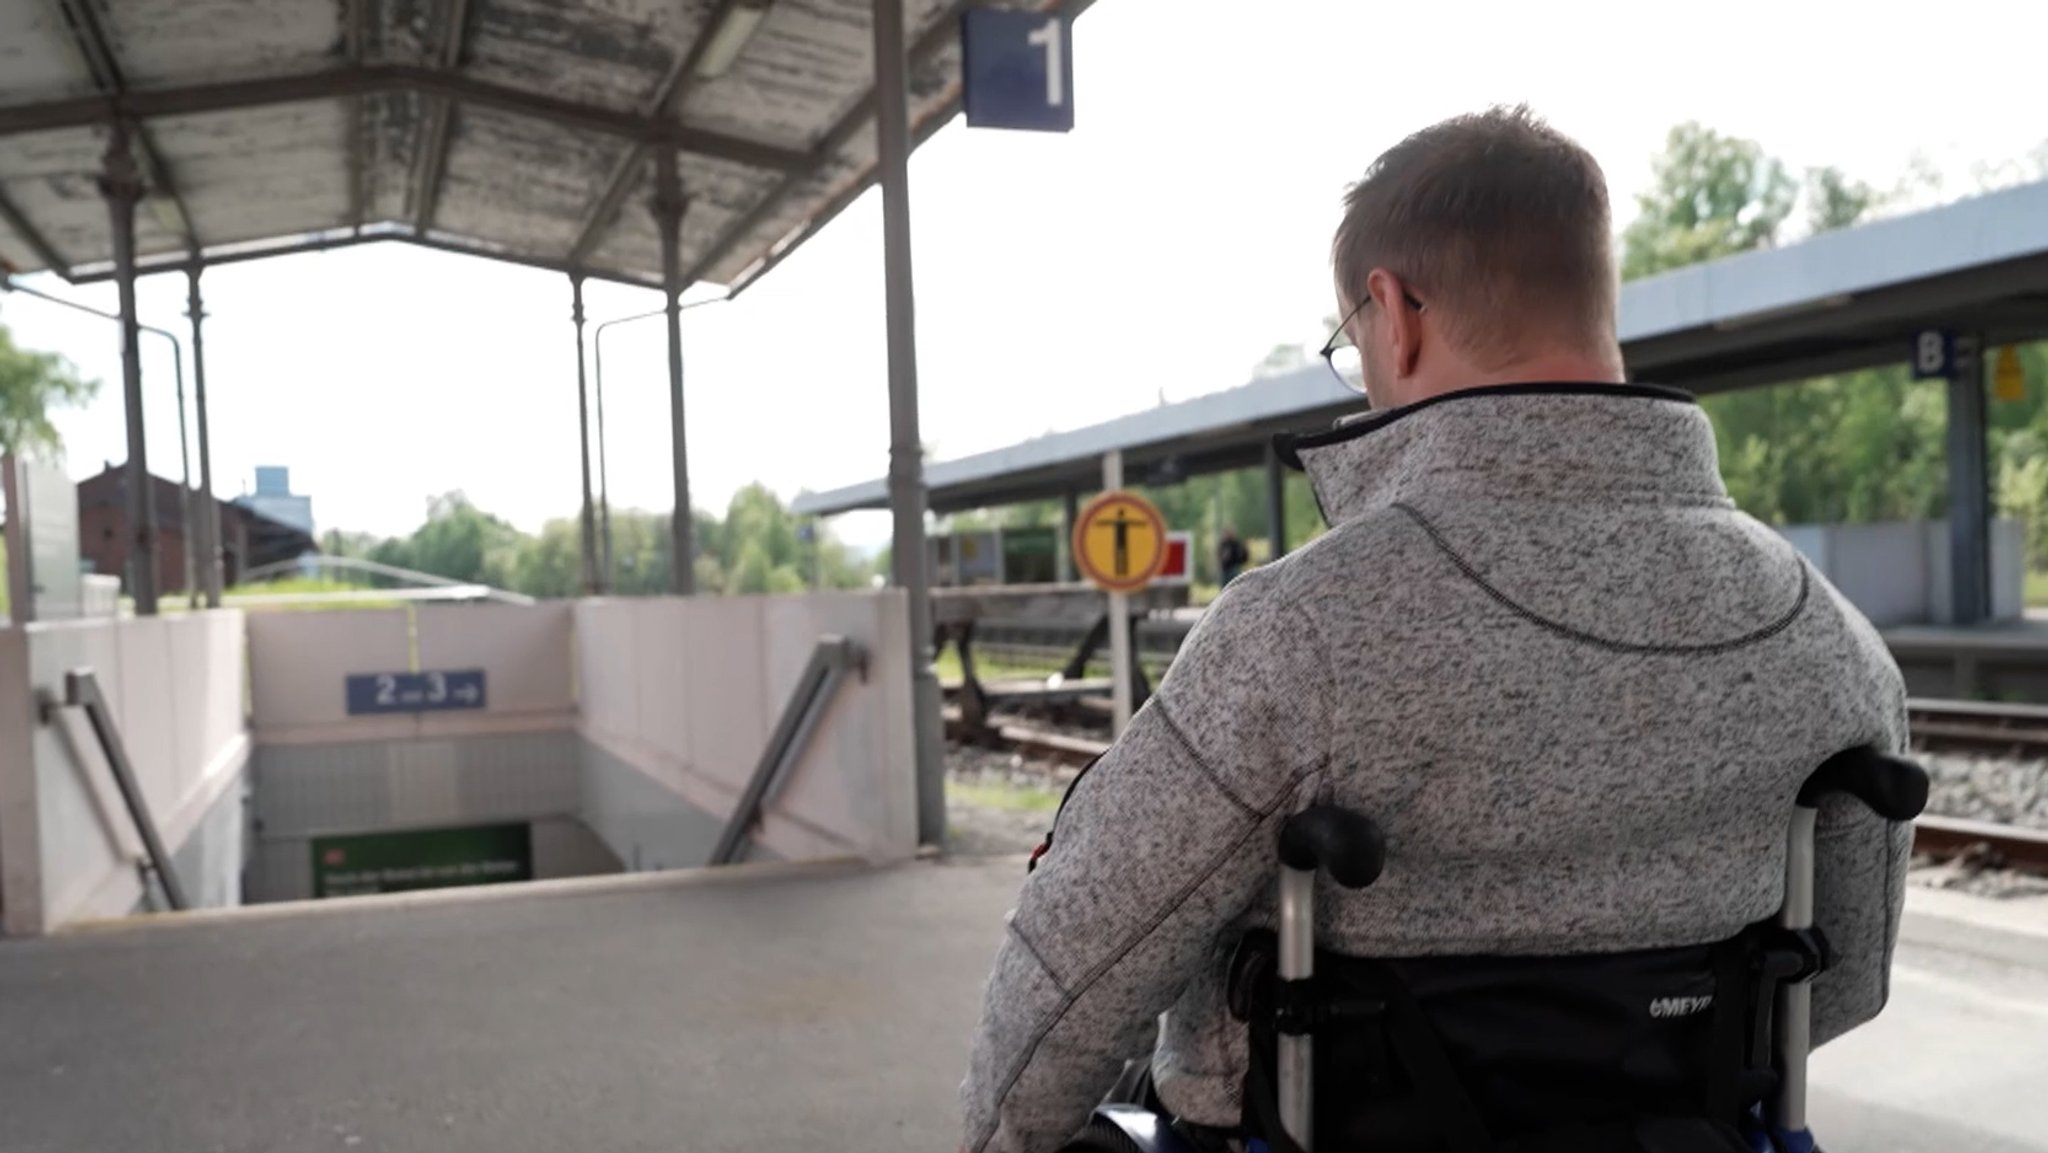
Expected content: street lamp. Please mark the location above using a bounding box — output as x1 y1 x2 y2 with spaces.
1 272 202 606
591 294 726 591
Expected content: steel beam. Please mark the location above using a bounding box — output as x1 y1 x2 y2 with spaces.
683 0 976 288
1946 333 1992 625
52 0 199 255
68 227 663 289
345 0 369 230
712 0 1093 294
872 0 944 847
186 268 221 607
725 65 957 297
0 188 68 276
654 146 695 595
0 66 810 172
566 0 748 266
411 0 475 233
100 122 157 615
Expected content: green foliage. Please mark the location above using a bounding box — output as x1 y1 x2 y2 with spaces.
1617 124 2048 594
0 321 97 457
1805 166 1881 234
320 482 872 601
1621 122 1797 278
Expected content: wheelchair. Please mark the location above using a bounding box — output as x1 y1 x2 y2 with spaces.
1057 747 1929 1153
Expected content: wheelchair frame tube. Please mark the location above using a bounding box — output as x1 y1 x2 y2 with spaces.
1770 805 1818 1134
1278 864 1316 1151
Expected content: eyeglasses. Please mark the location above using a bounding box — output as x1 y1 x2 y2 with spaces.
1319 287 1424 394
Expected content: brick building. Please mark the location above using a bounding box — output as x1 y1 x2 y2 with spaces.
77 463 317 595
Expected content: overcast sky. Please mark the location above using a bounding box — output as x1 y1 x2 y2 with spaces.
5 0 2045 553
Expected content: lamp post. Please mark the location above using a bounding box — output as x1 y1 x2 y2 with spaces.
591 295 725 591
2 272 201 606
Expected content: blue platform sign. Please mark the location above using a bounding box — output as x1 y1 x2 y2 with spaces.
1912 328 1955 380
346 669 486 715
962 8 1074 132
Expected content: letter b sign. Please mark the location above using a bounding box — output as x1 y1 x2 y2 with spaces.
1912 329 1954 380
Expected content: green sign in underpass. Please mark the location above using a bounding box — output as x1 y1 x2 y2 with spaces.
310 823 534 898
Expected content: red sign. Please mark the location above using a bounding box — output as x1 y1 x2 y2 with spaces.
1160 534 1189 582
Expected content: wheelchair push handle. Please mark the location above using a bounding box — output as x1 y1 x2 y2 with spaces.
1794 747 1929 821
1279 805 1386 890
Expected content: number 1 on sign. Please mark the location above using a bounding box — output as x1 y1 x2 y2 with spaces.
1027 17 1063 107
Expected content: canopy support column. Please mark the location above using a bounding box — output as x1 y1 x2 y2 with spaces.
185 268 222 607
872 0 943 846
1265 439 1287 562
1059 490 1079 583
571 274 599 595
654 146 694 595
1947 332 1992 625
101 121 156 616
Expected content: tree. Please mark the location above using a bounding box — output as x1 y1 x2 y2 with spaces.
514 518 581 598
403 491 523 586
0 322 96 457
1253 343 1310 379
1805 166 1881 234
1621 122 1797 278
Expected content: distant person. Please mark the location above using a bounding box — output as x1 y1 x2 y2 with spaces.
959 104 1910 1153
1215 528 1248 587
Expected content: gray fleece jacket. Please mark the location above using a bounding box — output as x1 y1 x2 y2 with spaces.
959 383 1912 1153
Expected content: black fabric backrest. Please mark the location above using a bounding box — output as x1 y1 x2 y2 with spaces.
1232 926 1779 1152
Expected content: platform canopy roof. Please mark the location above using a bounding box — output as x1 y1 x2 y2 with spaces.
0 0 1080 291
796 177 2048 516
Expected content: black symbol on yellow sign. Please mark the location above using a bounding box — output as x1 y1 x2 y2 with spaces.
1073 491 1166 593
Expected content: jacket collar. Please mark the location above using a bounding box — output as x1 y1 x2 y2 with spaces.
1274 382 1729 526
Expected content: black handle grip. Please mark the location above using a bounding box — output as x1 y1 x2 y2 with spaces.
1796 747 1929 822
1278 805 1386 889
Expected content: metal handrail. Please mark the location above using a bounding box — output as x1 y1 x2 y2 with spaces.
42 669 188 910
708 636 867 866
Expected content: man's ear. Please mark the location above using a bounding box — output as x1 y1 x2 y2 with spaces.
1366 268 1423 379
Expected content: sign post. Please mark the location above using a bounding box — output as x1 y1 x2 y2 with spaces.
1073 463 1168 736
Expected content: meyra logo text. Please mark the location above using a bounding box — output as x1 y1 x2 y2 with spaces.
1649 995 1714 1019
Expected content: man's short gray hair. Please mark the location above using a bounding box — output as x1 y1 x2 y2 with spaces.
1332 104 1618 367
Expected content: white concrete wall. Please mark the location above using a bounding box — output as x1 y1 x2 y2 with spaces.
0 611 250 934
247 603 576 744
1777 518 2026 628
574 591 918 867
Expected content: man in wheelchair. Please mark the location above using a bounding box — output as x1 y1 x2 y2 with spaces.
957 105 1918 1153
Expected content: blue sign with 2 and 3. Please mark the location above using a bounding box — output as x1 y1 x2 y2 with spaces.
346 669 487 715
962 8 1074 132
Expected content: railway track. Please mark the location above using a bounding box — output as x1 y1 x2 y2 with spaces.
948 702 2048 876
1907 698 2048 757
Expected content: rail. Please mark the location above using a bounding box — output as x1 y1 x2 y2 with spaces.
40 669 189 910
1907 698 2048 756
238 555 537 605
960 713 2048 875
707 636 868 866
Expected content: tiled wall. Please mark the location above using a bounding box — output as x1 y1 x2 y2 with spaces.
244 730 617 903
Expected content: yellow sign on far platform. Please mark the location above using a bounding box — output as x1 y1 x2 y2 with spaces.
1994 345 2027 403
1073 490 1168 593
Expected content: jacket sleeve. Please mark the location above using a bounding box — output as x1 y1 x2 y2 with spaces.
1808 659 1914 1049
959 579 1331 1153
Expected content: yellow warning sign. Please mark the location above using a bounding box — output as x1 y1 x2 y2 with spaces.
1073 490 1168 593
1994 345 2027 403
